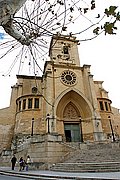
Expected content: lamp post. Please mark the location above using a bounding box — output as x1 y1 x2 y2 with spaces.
108 116 115 142
31 118 34 136
79 116 83 142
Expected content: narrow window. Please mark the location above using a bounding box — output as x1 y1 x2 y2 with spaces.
108 103 111 111
63 46 69 54
105 102 108 111
19 101 21 111
23 99 26 110
34 98 39 108
28 98 33 109
99 101 104 110
16 102 18 112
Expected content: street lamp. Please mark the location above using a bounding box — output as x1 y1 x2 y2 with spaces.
108 116 115 142
79 116 83 142
31 118 34 136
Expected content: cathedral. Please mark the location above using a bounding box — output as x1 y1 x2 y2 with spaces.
0 34 120 166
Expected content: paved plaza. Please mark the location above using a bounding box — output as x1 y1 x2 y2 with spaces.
0 167 120 179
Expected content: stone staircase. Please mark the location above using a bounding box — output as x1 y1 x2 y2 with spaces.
50 141 120 172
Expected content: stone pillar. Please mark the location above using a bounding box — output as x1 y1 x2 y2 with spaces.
88 74 104 141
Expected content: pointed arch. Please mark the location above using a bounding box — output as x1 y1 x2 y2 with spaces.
54 89 94 142
55 88 94 120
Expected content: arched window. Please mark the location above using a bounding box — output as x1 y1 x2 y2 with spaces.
19 101 21 111
63 46 69 54
23 99 26 110
34 98 39 108
28 98 33 109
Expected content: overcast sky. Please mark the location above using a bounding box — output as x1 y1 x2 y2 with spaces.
80 32 120 109
0 0 120 109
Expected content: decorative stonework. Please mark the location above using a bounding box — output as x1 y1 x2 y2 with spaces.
63 103 78 119
32 87 38 93
60 70 76 86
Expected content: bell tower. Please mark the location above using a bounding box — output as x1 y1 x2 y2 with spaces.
49 34 80 66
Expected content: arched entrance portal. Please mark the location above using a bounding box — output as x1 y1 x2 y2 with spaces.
63 102 83 142
56 90 94 142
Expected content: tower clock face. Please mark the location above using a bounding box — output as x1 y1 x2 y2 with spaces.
60 70 76 86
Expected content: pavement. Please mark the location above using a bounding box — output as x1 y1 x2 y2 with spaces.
0 167 120 180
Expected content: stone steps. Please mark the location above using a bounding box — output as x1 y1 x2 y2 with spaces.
50 162 120 172
66 143 120 163
50 142 120 172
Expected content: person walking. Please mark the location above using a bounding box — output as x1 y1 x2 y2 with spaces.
22 159 26 170
11 154 17 170
19 157 24 171
26 155 31 171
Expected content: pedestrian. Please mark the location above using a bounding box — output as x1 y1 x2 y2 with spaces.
26 155 31 171
22 159 26 170
11 154 17 170
19 157 24 171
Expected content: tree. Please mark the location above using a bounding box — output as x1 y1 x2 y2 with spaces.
0 0 119 76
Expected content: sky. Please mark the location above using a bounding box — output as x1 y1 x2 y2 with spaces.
0 0 120 109
80 33 120 109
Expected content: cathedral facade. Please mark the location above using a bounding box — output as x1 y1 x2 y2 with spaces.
0 34 120 165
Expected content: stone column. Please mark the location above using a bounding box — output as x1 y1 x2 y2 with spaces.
88 74 104 141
